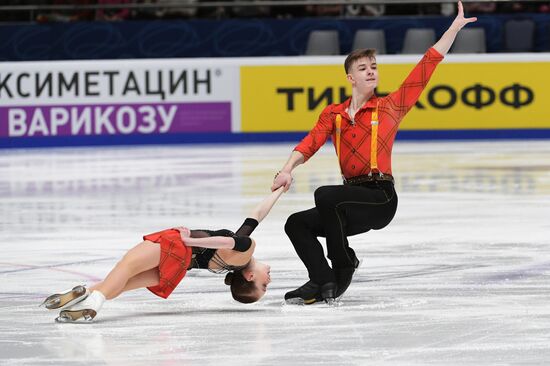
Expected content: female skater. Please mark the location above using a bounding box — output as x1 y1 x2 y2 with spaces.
41 187 285 322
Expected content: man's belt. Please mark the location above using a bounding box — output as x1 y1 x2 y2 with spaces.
343 173 394 185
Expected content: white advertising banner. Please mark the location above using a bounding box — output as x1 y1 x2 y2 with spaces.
0 59 240 140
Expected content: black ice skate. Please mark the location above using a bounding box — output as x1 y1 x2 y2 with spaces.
284 281 322 305
320 281 338 306
334 257 362 299
40 285 89 310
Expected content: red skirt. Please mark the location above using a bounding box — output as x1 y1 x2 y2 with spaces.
143 229 193 299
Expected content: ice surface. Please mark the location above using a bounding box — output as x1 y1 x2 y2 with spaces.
1 140 549 365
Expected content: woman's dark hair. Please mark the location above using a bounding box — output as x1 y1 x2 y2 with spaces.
224 270 259 304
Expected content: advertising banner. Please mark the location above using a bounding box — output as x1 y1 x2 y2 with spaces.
1 54 549 148
0 59 239 146
241 57 549 132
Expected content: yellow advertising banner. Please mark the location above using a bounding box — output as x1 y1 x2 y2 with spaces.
241 61 549 132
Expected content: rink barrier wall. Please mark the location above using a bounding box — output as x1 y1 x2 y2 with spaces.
2 130 550 149
1 53 550 148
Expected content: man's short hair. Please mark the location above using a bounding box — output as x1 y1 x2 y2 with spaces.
344 48 377 74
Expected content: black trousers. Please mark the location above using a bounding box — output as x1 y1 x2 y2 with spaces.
284 180 398 285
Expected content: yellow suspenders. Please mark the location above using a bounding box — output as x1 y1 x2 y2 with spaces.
369 104 379 174
335 114 344 180
335 114 342 159
335 102 380 179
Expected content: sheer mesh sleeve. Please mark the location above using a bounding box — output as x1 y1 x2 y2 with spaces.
234 218 259 237
190 229 234 238
190 218 258 239
190 230 211 238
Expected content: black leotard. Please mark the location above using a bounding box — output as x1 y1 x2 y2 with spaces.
188 218 259 273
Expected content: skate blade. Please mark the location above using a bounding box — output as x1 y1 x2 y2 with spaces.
284 297 320 306
324 298 337 307
284 298 305 305
55 309 97 323
40 286 87 310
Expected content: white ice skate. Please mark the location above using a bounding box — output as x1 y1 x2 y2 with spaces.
40 285 89 310
55 291 105 323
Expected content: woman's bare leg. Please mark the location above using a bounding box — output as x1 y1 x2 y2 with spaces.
90 241 160 300
91 267 160 299
122 267 160 292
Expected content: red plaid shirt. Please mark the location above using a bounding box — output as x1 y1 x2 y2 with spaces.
294 47 444 178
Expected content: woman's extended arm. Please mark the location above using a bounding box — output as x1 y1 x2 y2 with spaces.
232 186 285 236
433 1 477 56
250 186 285 224
174 187 284 249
